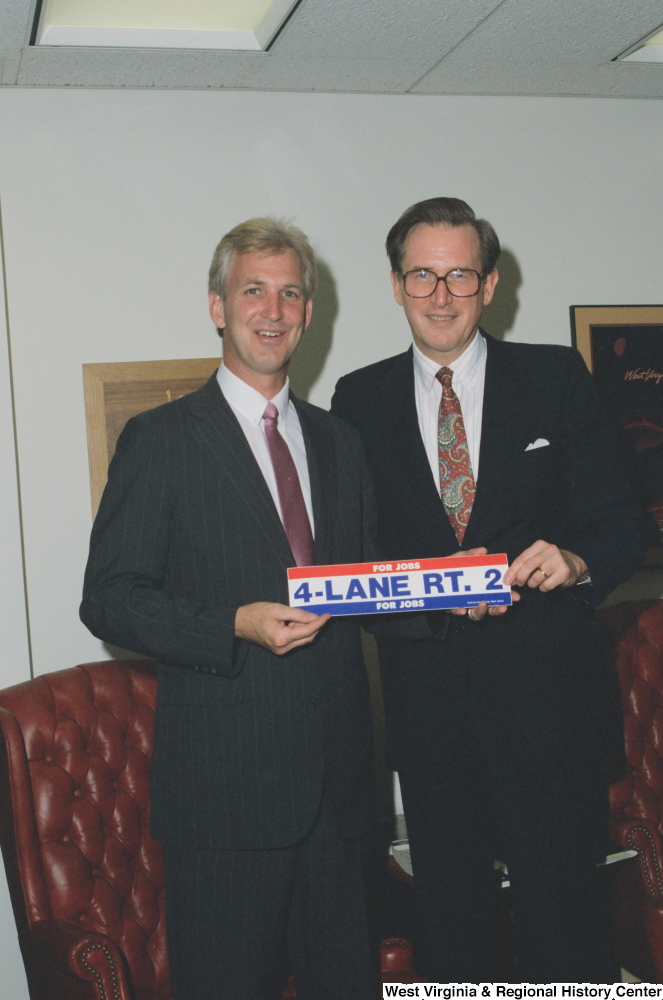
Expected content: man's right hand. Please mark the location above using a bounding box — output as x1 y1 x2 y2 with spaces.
235 603 331 656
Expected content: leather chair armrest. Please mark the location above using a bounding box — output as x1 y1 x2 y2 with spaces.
31 918 133 1000
613 819 663 905
610 819 663 981
380 937 426 984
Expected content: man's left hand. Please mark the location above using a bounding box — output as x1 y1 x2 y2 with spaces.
503 540 588 592
448 547 521 622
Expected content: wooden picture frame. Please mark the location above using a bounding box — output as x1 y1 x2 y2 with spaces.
83 358 220 518
570 305 663 373
570 305 663 563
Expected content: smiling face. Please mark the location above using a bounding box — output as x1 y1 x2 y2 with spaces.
209 249 312 398
391 223 498 366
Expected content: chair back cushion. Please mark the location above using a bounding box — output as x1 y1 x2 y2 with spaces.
0 660 169 994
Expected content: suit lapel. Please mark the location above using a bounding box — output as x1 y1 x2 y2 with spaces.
293 395 335 566
187 374 294 569
463 333 531 547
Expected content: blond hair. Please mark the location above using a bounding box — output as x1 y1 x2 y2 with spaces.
208 217 316 301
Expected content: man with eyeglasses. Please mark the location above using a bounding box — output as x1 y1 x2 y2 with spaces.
332 197 648 983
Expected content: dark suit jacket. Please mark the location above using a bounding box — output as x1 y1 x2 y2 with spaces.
80 373 377 851
331 334 649 772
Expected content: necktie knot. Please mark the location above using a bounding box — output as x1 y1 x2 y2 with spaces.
436 368 454 391
263 401 279 426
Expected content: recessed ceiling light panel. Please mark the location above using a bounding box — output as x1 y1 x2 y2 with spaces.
36 0 300 50
618 25 663 63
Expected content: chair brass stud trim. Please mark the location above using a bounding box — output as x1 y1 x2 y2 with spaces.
626 824 663 902
80 942 120 1000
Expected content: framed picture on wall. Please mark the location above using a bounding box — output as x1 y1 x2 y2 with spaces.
570 305 663 563
83 358 220 518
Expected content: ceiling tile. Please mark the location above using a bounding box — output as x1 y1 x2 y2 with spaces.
2 0 663 98
411 0 663 97
274 0 502 61
0 0 35 48
1 51 22 85
15 46 426 93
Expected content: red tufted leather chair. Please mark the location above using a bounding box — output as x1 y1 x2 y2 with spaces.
0 659 170 1000
600 600 663 982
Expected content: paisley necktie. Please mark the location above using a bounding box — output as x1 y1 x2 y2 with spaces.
436 368 475 543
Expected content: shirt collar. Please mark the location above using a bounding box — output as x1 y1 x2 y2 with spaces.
217 362 291 428
412 330 485 392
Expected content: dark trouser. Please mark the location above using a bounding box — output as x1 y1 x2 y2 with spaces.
163 790 375 1000
388 596 618 984
399 755 615 985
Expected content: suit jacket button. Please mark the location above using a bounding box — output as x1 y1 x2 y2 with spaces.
311 697 317 706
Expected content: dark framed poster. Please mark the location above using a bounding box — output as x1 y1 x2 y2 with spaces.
570 305 663 563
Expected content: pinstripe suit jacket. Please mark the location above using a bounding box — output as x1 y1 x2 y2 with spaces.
80 373 377 850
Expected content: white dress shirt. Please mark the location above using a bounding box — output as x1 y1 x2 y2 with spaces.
217 363 315 537
412 331 487 494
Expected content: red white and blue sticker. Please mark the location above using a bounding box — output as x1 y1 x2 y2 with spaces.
288 554 511 617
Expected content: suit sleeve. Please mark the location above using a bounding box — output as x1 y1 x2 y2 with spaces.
80 414 243 678
330 375 355 428
344 416 448 640
553 350 649 607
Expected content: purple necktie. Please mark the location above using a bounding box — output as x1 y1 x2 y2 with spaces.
263 401 315 567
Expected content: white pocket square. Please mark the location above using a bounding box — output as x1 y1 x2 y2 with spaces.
525 438 549 451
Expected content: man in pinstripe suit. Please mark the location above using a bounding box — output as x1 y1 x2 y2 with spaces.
80 219 380 1000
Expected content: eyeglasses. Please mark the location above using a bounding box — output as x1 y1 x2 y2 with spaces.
400 268 484 299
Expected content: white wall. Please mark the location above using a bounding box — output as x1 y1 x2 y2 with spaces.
0 89 662 997
0 89 662 678
0 90 662 676
0 200 30 684
0 198 31 1000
